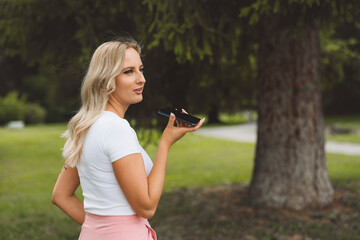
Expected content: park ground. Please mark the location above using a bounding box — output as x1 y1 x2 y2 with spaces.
0 115 360 240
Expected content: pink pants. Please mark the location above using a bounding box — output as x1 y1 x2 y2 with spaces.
78 212 157 240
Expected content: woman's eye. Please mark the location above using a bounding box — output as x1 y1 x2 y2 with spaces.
124 70 133 74
140 68 144 73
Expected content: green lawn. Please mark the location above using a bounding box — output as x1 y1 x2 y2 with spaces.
327 133 360 144
324 115 360 143
325 115 360 129
0 123 360 239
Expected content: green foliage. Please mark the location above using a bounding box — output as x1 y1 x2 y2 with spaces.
0 91 26 124
143 0 360 118
24 103 46 124
146 0 360 62
321 28 360 91
142 0 259 117
0 91 47 125
239 0 360 26
0 0 146 122
322 41 357 75
21 75 50 103
321 22 360 114
143 0 248 63
1 0 360 122
0 0 150 68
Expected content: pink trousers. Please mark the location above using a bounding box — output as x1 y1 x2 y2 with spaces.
78 212 157 240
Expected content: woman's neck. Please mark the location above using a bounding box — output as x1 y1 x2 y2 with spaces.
105 96 128 118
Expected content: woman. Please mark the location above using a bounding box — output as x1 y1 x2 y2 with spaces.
51 38 204 240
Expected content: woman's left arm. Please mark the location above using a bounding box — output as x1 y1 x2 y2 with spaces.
52 162 85 225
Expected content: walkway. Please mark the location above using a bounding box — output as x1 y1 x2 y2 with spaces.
195 122 360 156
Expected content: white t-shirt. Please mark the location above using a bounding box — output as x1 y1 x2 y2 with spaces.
76 111 153 216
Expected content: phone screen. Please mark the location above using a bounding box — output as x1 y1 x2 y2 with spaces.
158 107 201 126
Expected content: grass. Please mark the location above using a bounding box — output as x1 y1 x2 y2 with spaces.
145 135 255 191
0 123 360 239
327 153 360 189
218 111 256 125
324 115 360 143
327 133 360 144
325 115 360 129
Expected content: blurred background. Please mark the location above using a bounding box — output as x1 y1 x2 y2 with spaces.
1 0 360 239
1 0 358 125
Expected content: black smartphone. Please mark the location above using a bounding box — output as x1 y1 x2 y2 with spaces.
158 107 201 126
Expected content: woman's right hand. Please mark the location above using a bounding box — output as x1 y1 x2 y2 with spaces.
160 112 204 149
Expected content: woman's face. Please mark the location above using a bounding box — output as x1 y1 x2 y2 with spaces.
112 48 146 107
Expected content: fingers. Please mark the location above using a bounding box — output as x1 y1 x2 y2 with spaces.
177 121 189 128
175 118 205 133
187 118 205 132
174 120 192 128
167 113 176 128
176 120 182 127
168 109 205 130
176 119 185 127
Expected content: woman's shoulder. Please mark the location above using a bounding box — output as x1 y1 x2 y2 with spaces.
94 111 132 132
95 111 138 145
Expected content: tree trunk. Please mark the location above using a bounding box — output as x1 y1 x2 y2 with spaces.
207 104 221 124
249 14 334 210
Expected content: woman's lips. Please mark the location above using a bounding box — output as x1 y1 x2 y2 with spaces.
134 88 143 94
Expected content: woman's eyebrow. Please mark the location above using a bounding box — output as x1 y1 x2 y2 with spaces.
123 65 144 70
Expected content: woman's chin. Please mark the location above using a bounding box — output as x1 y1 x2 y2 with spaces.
133 95 143 104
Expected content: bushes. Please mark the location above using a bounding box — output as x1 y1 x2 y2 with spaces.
0 92 46 125
24 103 46 124
0 92 25 125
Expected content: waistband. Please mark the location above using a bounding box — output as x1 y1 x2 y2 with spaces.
85 212 147 225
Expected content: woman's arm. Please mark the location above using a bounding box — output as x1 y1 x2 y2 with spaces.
112 113 204 219
52 162 85 225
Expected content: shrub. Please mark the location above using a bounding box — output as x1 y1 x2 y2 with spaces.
0 92 26 125
24 103 46 124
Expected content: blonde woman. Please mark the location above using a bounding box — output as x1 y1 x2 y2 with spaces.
51 38 204 240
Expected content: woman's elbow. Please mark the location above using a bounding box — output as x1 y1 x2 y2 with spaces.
136 208 156 219
51 193 58 205
51 190 62 206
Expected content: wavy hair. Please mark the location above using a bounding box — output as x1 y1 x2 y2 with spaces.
62 38 141 167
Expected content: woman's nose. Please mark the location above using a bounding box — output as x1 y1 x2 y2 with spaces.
137 71 146 84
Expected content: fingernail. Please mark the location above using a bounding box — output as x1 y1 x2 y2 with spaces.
170 113 175 117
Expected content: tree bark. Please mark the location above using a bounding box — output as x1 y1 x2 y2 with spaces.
249 14 334 210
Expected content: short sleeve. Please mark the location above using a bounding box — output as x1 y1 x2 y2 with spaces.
102 119 141 162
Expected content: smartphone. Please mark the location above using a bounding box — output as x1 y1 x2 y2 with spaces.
158 107 201 126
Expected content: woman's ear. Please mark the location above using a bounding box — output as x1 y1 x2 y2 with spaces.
106 78 116 94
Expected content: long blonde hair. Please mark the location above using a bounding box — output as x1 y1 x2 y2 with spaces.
62 38 141 167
